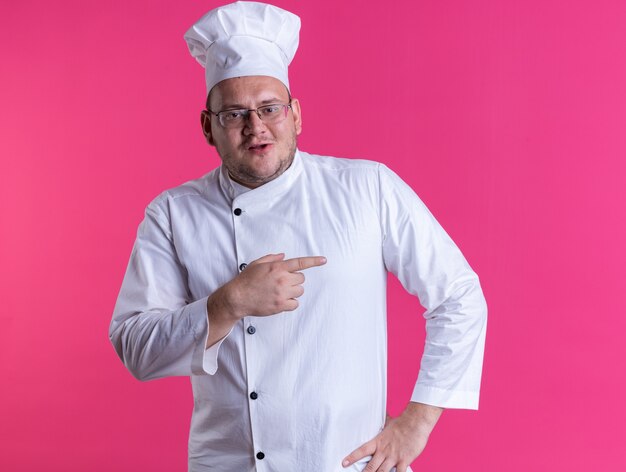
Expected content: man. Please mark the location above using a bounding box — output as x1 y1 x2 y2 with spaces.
109 2 487 471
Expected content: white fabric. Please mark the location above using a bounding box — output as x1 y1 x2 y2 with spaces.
110 150 487 471
184 1 300 94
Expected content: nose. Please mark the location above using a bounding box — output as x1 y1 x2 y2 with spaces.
243 110 267 135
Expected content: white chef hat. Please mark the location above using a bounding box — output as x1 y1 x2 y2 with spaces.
184 1 301 96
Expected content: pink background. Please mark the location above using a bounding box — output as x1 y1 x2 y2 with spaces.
1 0 625 470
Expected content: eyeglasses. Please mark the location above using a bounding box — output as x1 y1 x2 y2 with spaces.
208 102 292 129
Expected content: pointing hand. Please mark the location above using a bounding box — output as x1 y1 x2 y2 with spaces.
226 253 327 318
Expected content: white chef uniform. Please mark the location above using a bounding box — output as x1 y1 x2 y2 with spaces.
110 150 487 471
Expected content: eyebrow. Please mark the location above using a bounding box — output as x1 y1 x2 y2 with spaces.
220 97 289 109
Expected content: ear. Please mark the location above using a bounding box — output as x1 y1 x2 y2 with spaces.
290 98 303 135
200 110 215 146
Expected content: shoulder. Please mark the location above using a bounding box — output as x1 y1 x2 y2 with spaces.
299 151 382 174
146 168 221 218
297 151 388 191
298 150 408 190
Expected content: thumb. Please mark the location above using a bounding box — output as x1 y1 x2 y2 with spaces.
250 253 286 266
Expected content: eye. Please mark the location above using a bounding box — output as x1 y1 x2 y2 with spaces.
260 105 282 115
222 110 245 121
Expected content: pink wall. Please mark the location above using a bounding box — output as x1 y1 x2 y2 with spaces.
2 0 625 470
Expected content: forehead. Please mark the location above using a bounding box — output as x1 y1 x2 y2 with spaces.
209 76 290 109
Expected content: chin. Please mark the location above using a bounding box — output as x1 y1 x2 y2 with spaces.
253 158 284 174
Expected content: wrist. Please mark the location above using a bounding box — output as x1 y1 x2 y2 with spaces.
401 402 443 436
208 283 243 323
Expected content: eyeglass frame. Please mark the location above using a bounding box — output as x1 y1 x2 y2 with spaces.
206 100 293 128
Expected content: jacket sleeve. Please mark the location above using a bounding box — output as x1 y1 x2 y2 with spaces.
109 199 226 381
378 164 488 409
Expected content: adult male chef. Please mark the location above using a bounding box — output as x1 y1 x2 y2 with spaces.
109 2 487 471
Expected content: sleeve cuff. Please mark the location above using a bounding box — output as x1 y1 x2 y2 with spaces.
411 383 480 410
189 296 235 375
201 331 232 375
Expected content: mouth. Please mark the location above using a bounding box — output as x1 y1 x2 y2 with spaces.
247 143 273 152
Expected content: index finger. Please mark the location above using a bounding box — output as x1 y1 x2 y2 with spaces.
282 256 327 272
342 440 375 467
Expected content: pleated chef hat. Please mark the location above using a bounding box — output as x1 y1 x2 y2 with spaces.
184 1 301 96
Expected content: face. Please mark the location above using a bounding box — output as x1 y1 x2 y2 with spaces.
201 76 302 189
